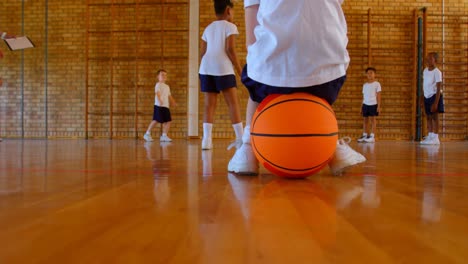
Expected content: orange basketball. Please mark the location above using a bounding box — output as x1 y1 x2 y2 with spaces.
251 93 338 178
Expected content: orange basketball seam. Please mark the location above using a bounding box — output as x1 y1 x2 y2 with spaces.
252 98 335 130
251 132 339 137
251 138 332 172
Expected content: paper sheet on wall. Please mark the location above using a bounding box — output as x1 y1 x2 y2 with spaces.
4 36 35 51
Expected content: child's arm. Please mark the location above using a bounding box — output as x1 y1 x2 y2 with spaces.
200 40 207 58
225 35 242 76
169 95 177 107
431 81 442 113
245 4 259 47
155 85 162 104
377 91 381 113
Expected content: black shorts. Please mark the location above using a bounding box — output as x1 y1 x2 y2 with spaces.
199 74 237 93
362 104 379 117
424 94 445 115
241 65 345 105
153 105 172 123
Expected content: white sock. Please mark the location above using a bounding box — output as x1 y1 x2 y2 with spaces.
162 133 167 137
428 132 434 138
145 131 150 135
362 133 368 137
370 133 375 138
232 122 243 139
203 123 213 139
242 125 251 144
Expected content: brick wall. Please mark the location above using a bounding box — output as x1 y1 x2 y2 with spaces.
1 0 467 140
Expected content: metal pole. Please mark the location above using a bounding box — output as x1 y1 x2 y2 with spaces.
85 0 89 139
411 9 418 140
367 8 372 67
45 0 49 138
21 0 25 138
416 16 423 141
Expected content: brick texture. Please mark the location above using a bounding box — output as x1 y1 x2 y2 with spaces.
1 1 468 140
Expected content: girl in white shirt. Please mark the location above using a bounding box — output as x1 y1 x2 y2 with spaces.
199 0 244 150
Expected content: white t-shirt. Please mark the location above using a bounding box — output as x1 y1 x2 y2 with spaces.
423 67 442 98
199 20 239 76
154 82 171 108
362 81 381 105
244 0 349 87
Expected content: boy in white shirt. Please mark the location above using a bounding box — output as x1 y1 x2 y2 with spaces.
421 52 444 145
358 67 381 143
199 0 244 150
144 69 177 142
228 0 366 176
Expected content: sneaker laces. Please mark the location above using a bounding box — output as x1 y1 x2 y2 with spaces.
338 136 352 145
227 139 243 150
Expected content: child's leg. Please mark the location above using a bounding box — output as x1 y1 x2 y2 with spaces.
221 87 242 124
221 87 243 140
426 115 433 134
203 93 218 123
202 93 217 149
432 113 439 134
162 121 171 135
364 117 370 135
228 97 259 174
146 120 158 134
370 116 376 136
160 121 172 142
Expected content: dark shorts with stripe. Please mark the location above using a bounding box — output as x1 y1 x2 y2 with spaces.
241 65 345 105
424 94 445 115
362 104 379 117
153 105 172 123
199 74 237 93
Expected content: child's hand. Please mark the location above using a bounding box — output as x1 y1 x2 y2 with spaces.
377 106 381 114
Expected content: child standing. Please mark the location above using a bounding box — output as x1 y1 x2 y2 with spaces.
421 52 444 145
228 0 366 175
357 67 381 143
144 69 176 142
199 0 244 150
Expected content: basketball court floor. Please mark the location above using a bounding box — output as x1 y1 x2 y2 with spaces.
0 139 467 263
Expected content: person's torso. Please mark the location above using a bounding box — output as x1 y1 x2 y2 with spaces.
199 20 238 76
423 68 442 98
246 0 349 87
155 82 171 108
362 81 381 105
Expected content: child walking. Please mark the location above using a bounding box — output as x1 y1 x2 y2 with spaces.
144 69 176 142
358 67 381 143
199 0 244 150
228 0 366 176
421 52 444 145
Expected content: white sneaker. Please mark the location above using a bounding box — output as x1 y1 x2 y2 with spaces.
160 135 172 142
432 135 440 145
329 137 366 176
357 135 367 143
201 137 212 150
144 133 153 142
420 134 433 145
228 143 259 175
227 138 243 150
363 136 375 143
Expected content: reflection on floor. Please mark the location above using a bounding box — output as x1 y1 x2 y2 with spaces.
0 139 467 263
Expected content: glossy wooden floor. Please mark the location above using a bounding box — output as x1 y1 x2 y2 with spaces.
1 139 468 263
